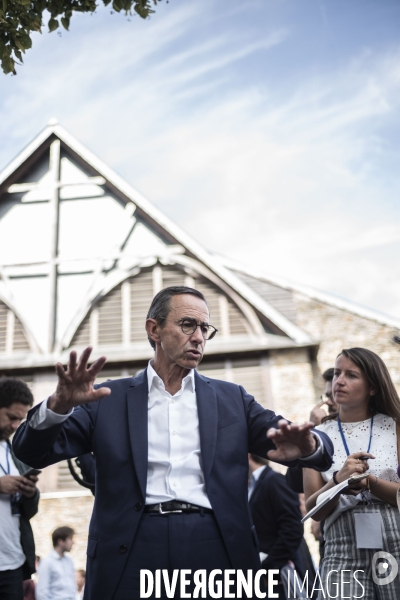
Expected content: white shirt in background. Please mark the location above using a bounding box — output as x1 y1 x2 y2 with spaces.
36 550 76 600
76 586 84 600
0 440 26 571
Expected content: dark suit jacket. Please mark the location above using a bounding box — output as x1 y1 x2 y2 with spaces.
9 442 40 579
13 370 333 600
249 465 303 573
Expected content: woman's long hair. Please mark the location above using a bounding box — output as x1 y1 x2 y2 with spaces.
321 347 400 423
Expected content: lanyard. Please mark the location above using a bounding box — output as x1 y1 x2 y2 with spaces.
0 443 11 476
337 415 374 456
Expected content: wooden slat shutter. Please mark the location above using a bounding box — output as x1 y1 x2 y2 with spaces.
194 279 222 331
199 359 269 408
13 317 30 351
0 302 30 353
228 302 252 335
57 460 82 491
98 284 123 345
130 269 153 343
161 265 186 288
70 313 90 347
0 302 7 352
231 360 267 407
198 361 230 382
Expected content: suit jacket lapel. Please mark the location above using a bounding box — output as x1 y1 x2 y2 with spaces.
195 372 218 485
127 371 149 501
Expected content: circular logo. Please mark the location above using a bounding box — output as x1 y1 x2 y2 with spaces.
371 551 398 586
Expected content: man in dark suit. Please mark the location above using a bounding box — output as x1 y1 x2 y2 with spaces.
13 286 333 600
248 454 305 600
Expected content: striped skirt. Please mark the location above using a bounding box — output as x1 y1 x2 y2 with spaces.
319 503 400 600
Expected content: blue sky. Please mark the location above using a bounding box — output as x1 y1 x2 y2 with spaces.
1 0 400 318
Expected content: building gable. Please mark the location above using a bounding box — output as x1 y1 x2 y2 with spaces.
0 121 312 365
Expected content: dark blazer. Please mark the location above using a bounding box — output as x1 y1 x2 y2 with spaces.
249 465 304 573
13 370 333 600
285 463 304 494
9 442 40 580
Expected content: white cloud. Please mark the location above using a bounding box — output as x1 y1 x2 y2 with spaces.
1 0 400 318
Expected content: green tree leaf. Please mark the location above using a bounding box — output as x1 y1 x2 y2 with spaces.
2 55 16 74
1 0 165 75
48 17 59 31
14 47 23 62
112 0 123 12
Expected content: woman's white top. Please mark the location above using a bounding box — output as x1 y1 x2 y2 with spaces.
315 413 399 532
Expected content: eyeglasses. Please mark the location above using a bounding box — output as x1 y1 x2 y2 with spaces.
176 318 218 340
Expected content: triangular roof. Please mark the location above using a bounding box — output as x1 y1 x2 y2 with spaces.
0 120 314 365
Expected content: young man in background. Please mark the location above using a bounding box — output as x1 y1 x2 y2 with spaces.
36 526 77 600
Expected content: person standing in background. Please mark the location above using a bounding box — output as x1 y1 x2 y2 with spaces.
76 569 85 600
36 527 77 600
248 454 305 599
309 368 336 426
22 578 35 600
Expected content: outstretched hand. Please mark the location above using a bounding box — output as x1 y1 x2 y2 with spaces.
266 419 317 462
48 347 111 415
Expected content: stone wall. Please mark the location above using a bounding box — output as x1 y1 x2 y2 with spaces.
31 492 94 571
268 347 316 423
294 293 400 391
262 295 400 426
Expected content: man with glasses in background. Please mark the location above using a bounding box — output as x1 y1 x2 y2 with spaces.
13 286 333 600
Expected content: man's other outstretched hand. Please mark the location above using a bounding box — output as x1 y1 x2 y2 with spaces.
266 420 317 462
48 347 111 415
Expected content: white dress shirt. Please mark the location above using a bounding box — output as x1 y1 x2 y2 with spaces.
248 465 266 500
248 465 268 563
36 550 76 600
145 362 211 507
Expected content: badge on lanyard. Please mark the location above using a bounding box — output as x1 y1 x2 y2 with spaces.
354 511 383 549
0 443 21 517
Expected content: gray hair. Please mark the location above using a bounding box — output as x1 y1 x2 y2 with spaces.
146 286 207 349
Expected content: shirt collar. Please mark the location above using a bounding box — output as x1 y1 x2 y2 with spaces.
50 550 63 560
147 361 195 394
252 465 267 482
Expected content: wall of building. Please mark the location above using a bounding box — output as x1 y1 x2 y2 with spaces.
294 293 400 391
268 347 316 423
31 492 94 571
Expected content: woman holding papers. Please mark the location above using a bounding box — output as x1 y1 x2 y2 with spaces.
304 347 400 599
